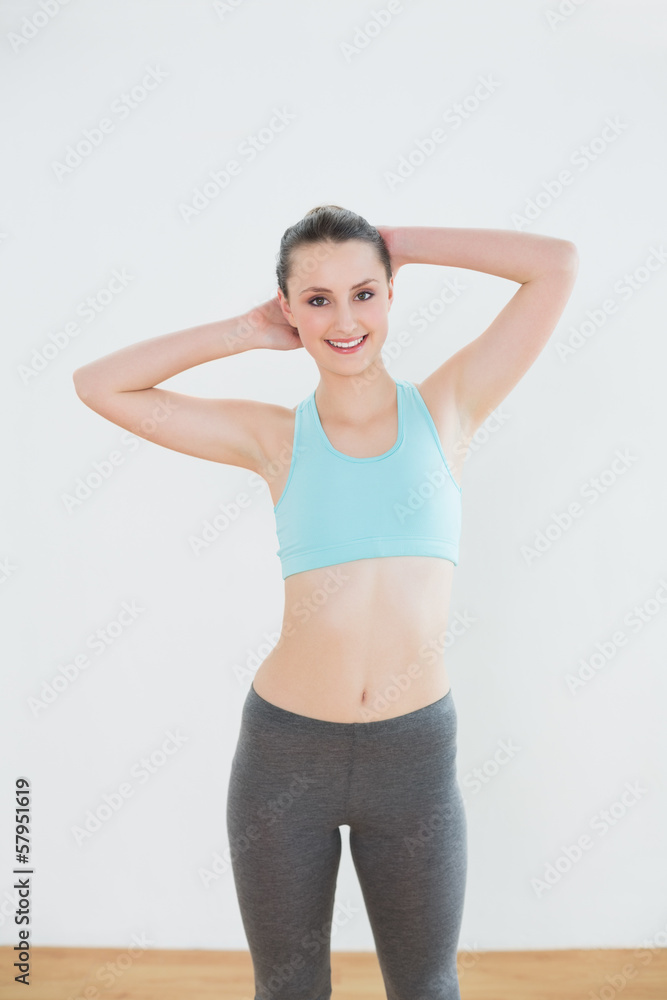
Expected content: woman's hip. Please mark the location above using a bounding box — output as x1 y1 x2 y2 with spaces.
228 681 460 811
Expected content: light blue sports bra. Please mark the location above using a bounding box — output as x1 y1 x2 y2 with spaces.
273 378 462 579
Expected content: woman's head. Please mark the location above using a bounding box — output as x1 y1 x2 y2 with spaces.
275 205 394 374
276 205 392 300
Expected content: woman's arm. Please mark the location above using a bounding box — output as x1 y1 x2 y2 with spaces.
377 226 579 437
72 297 301 471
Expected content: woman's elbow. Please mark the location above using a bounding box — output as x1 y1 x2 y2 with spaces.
558 240 579 270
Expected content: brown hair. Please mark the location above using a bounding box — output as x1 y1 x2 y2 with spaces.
276 204 392 299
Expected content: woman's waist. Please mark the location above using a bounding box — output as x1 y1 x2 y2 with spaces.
253 626 451 722
273 604 451 668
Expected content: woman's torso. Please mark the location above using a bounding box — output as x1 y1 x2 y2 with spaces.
252 377 466 723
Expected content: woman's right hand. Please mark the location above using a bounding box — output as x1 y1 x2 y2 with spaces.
241 295 303 352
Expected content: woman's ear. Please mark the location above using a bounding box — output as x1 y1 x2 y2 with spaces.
277 287 295 324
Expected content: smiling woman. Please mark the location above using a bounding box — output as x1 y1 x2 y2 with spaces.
274 207 397 385
72 203 578 1000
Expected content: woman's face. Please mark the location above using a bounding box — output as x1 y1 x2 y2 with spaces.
278 239 393 374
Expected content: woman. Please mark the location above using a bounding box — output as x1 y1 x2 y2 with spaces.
73 206 578 1000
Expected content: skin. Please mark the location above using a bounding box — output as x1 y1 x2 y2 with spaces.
251 238 466 722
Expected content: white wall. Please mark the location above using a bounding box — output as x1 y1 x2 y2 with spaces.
2 0 666 961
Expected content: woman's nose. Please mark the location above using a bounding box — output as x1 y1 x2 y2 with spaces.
332 309 357 334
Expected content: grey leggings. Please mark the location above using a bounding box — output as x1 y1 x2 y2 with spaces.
226 681 467 1000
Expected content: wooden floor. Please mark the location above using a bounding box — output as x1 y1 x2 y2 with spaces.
0 946 665 999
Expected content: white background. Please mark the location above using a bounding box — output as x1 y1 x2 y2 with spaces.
2 0 667 961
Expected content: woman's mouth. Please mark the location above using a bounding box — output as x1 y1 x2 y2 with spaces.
324 334 368 354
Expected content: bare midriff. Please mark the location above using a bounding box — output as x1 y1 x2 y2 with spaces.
252 554 455 723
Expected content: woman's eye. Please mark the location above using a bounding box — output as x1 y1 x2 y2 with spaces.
308 291 374 307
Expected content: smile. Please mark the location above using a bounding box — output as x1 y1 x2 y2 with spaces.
325 334 368 352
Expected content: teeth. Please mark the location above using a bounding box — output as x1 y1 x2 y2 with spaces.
327 336 365 348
